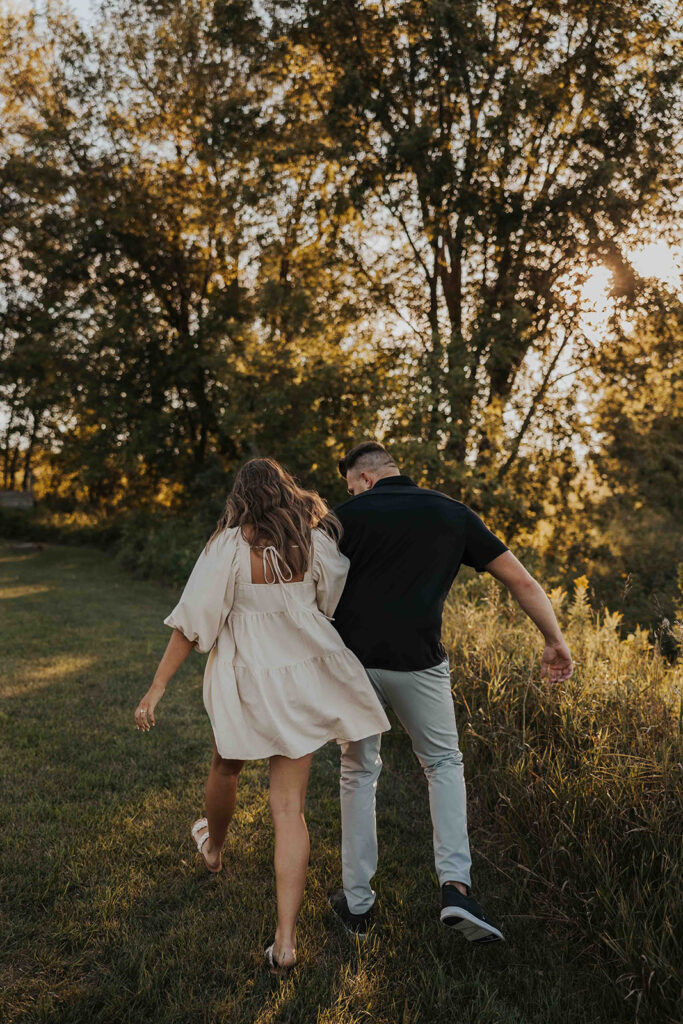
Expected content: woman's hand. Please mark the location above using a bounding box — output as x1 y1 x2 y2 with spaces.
135 630 192 733
135 680 166 731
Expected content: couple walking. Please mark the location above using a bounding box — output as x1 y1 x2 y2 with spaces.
134 442 573 972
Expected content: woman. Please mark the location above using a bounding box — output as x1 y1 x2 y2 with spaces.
133 458 390 972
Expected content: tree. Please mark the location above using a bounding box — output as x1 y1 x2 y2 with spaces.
1 1 390 508
0 4 88 491
523 287 683 632
277 0 681 502
584 291 682 629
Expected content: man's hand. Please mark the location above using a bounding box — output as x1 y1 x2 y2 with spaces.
540 638 573 683
485 552 574 682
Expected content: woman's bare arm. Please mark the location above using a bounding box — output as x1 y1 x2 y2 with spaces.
135 628 195 731
154 628 196 687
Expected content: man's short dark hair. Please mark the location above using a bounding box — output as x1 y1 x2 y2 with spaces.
338 441 398 477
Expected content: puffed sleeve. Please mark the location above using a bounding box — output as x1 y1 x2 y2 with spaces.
311 527 350 619
163 527 239 653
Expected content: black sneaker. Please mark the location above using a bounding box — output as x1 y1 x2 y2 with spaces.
440 883 505 943
328 888 374 938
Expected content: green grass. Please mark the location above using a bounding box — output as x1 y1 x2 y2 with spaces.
1 542 681 1023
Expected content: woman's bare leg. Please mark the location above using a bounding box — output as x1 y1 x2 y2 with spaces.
196 733 244 869
269 752 313 966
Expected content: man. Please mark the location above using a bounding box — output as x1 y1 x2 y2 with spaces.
327 441 573 944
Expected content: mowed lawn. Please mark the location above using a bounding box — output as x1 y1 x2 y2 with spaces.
0 541 653 1024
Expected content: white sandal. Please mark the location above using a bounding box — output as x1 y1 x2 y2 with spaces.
264 940 295 975
190 817 222 873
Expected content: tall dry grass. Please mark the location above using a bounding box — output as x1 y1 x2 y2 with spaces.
443 575 683 1020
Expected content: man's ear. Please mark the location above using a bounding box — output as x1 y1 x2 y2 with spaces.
360 472 374 490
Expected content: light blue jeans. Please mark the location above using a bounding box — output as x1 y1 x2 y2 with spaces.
340 657 472 914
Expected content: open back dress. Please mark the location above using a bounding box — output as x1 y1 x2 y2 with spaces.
163 525 391 759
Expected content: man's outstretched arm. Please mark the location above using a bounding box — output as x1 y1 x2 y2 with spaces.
483 550 573 683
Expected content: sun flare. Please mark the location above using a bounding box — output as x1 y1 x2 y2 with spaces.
579 240 682 322
629 240 682 286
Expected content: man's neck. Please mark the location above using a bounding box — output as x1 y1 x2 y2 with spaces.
371 469 401 485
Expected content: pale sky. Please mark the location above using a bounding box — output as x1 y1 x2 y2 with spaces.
23 1 95 22
67 0 93 20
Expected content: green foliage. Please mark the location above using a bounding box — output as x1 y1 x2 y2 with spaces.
531 295 683 632
0 0 388 505
114 508 211 586
279 0 681 486
0 503 120 548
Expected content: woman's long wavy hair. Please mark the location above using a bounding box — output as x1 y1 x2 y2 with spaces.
205 458 342 576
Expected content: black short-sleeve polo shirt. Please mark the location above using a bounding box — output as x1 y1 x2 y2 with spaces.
331 475 508 671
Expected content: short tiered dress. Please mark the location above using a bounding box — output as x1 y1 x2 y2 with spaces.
163 525 391 759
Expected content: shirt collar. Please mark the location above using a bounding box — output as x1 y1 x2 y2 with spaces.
371 475 417 489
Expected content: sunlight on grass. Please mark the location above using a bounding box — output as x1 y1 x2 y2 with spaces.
0 583 53 600
0 653 97 698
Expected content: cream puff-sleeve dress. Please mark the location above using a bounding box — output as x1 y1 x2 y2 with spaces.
163 525 390 759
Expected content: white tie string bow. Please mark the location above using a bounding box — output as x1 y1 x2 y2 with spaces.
261 545 334 627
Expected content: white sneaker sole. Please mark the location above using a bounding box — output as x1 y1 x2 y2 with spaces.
440 906 505 943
